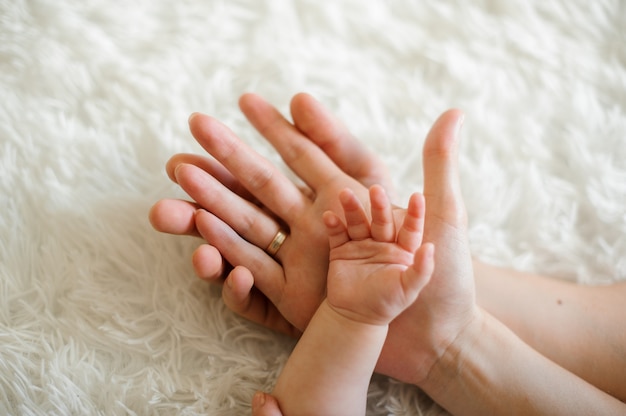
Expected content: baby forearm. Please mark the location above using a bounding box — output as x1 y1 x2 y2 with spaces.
272 300 387 416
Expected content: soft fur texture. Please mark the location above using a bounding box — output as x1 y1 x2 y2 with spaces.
1 1 625 414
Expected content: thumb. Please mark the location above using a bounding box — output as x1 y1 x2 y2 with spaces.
251 391 284 416
402 242 435 301
422 109 467 230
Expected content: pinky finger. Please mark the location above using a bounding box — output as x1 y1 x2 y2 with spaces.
222 266 301 338
223 266 255 306
192 244 227 282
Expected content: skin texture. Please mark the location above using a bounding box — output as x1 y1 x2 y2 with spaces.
272 187 434 415
149 93 626 408
250 100 626 416
150 93 401 336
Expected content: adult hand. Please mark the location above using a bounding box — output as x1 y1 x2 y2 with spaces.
149 93 392 240
382 111 626 415
150 95 477 385
149 93 399 334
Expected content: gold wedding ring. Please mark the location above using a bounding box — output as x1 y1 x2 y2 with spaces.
266 229 287 257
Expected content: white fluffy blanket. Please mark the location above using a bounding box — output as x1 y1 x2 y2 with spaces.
2 1 625 414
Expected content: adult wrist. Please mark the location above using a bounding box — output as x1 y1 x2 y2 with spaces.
416 307 486 399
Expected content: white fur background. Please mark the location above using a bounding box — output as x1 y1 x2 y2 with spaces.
1 1 625 415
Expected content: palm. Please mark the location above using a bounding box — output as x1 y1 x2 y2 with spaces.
327 238 415 325
319 187 432 329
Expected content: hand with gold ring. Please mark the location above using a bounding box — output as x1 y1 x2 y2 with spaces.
150 94 626 407
150 93 400 335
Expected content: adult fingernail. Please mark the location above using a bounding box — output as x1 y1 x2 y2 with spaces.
173 163 184 181
188 112 200 123
455 112 465 137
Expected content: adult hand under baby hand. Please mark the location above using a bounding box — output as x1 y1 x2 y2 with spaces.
149 93 400 335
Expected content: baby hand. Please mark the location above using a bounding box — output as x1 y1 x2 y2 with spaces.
323 185 435 326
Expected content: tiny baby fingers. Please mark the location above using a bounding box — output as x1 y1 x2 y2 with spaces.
339 188 371 241
369 184 395 242
396 192 426 253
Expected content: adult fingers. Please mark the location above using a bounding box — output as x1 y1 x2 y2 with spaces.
188 112 308 224
195 209 285 302
149 198 200 237
192 244 226 282
222 267 300 338
165 153 255 202
176 163 286 261
290 92 395 194
239 93 350 192
150 151 257 238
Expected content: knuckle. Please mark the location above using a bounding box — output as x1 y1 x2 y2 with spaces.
245 165 274 192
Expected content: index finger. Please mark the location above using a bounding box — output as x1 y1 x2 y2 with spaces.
188 112 307 224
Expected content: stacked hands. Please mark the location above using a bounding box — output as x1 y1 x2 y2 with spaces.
150 93 626 415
